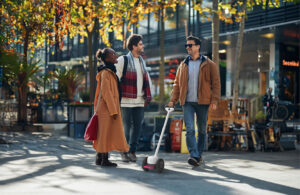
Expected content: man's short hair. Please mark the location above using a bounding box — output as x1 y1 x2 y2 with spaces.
186 35 202 47
126 34 143 51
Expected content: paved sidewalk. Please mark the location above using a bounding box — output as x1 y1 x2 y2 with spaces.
0 131 299 195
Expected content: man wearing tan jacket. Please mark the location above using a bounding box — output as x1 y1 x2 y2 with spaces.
168 35 220 167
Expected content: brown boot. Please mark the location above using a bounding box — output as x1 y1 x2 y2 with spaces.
95 153 102 165
101 153 117 167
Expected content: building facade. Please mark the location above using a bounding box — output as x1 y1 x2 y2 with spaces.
47 2 300 106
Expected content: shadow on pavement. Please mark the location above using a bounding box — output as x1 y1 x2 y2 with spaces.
0 131 299 195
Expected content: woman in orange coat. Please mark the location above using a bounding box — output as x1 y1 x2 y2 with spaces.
93 48 129 167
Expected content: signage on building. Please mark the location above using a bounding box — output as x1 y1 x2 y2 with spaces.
282 60 299 67
284 30 300 39
279 44 299 70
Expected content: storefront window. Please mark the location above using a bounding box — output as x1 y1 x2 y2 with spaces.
279 43 299 103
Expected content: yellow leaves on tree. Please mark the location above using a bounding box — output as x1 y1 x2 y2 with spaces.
2 0 73 61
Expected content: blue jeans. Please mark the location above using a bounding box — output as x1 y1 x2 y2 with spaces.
183 102 209 159
121 107 144 153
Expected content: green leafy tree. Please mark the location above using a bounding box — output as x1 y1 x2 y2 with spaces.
73 0 185 112
126 0 186 112
69 0 148 102
70 0 101 102
0 51 41 123
1 0 57 123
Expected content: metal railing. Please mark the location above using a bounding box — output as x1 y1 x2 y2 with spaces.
0 100 18 126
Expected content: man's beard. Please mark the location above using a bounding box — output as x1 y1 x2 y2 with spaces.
137 49 144 56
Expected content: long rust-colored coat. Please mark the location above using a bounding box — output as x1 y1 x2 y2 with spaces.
93 69 129 153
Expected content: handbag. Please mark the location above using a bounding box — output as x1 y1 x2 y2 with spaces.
84 84 102 141
84 113 98 141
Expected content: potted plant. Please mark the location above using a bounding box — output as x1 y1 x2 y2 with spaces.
53 68 90 138
54 68 84 102
255 110 266 125
80 90 90 102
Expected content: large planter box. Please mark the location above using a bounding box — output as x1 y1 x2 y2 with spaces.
44 105 55 122
42 102 68 123
68 104 93 138
69 123 86 138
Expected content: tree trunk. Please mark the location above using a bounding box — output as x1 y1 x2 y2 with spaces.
18 30 29 124
88 31 95 102
232 2 246 112
23 30 29 64
158 8 165 113
18 77 28 124
93 19 99 101
212 0 220 72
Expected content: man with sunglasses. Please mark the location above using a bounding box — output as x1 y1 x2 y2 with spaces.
168 35 220 167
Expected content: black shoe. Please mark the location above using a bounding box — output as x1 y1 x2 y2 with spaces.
95 153 102 166
120 152 130 162
188 157 200 167
128 152 137 162
101 153 117 167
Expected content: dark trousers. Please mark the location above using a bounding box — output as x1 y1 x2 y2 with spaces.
121 107 144 153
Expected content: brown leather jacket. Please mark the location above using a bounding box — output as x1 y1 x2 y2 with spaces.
170 56 221 106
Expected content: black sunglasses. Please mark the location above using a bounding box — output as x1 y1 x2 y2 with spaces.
185 44 197 48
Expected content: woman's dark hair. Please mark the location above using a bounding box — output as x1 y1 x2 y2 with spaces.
186 35 202 47
96 48 111 63
126 34 142 51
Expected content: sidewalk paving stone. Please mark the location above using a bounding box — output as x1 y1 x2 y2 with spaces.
0 131 299 195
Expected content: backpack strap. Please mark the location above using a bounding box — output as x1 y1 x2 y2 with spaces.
121 55 128 82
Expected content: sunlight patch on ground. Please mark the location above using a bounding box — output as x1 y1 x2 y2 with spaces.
27 150 47 155
205 179 283 195
0 166 170 195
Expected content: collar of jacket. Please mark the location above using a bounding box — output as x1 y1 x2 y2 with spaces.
183 54 207 67
97 66 118 79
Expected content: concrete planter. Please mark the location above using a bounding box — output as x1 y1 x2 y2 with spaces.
68 104 93 138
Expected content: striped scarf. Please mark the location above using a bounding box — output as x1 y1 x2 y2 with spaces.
121 52 152 103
